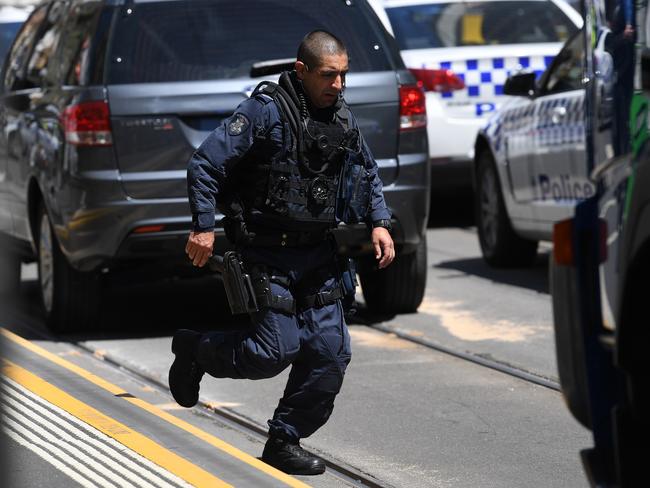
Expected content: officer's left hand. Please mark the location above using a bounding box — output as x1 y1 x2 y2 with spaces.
372 227 395 269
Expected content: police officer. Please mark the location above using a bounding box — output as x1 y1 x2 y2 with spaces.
169 30 394 476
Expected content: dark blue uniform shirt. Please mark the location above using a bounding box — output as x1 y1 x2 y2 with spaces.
187 93 391 231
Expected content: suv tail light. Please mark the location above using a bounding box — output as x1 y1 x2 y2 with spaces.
409 68 465 93
399 85 427 131
61 101 113 146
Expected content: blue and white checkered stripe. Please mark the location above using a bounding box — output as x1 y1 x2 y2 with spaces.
428 55 556 99
537 96 585 146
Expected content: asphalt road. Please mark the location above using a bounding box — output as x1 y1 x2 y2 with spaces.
0 203 593 488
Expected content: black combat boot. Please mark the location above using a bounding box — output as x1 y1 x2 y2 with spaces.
262 437 326 475
169 329 204 408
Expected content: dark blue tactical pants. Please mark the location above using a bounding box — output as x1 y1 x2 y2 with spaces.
196 241 352 442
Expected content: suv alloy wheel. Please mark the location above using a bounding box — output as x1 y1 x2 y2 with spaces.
36 205 102 332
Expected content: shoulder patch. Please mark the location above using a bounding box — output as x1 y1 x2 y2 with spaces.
228 113 250 136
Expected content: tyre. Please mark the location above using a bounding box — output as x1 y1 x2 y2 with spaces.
36 205 101 332
360 234 427 314
0 246 21 296
475 151 538 267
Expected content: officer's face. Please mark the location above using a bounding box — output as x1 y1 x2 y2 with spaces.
296 53 349 109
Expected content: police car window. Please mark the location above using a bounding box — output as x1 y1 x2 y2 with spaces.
386 1 577 49
3 4 47 92
107 0 391 84
540 31 584 94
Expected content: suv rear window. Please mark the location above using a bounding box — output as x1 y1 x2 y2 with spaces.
386 1 578 50
107 0 391 84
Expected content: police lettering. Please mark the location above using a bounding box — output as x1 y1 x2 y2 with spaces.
538 174 594 201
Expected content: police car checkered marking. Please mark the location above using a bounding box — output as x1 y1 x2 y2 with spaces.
430 55 555 99
497 93 585 150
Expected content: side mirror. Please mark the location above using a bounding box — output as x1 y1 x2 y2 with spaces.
504 72 537 97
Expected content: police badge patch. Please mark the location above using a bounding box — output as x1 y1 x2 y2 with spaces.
228 113 249 136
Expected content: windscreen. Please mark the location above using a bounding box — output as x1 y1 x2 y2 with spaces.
386 1 578 50
107 0 392 84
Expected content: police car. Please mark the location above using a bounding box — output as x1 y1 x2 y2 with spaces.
473 26 600 267
372 0 582 193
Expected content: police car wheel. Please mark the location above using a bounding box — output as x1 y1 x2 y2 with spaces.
475 151 537 268
360 234 427 313
36 204 101 333
0 248 21 296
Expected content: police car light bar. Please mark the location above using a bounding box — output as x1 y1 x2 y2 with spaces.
409 68 465 93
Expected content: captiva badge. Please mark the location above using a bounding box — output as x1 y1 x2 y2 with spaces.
228 113 249 136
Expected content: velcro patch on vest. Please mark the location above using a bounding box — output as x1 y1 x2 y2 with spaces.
228 113 250 136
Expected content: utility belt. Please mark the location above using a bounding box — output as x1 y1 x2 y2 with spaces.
248 228 331 248
213 251 349 315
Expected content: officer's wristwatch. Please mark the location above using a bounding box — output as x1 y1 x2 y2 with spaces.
372 219 392 231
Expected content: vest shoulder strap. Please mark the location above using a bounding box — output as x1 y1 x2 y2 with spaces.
251 80 279 99
335 102 352 131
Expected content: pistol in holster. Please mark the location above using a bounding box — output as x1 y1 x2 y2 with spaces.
221 251 259 315
339 256 358 315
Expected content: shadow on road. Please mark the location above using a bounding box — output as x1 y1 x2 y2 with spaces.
428 194 475 229
435 252 550 294
0 274 248 342
0 272 387 343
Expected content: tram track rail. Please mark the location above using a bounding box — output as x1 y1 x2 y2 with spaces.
359 320 561 392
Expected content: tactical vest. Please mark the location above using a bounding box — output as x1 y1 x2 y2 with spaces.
236 80 369 229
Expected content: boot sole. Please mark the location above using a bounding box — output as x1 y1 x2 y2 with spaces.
168 358 199 408
262 458 326 476
290 465 326 476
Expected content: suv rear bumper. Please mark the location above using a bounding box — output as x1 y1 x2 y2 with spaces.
60 171 428 272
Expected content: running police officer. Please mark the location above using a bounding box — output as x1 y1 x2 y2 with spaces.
169 30 394 476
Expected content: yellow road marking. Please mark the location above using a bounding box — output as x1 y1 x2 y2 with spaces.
0 328 311 488
1 359 231 488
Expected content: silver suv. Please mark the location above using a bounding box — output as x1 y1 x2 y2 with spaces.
0 0 429 331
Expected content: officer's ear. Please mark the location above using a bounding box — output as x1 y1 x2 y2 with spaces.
295 61 308 80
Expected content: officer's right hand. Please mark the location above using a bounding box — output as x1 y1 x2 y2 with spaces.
186 231 215 267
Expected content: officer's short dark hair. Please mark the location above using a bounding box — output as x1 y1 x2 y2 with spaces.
297 30 347 69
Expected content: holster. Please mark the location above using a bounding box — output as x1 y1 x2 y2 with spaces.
222 251 259 315
339 257 358 314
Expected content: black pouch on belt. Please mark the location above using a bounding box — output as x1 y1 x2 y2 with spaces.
222 251 259 315
250 266 296 314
